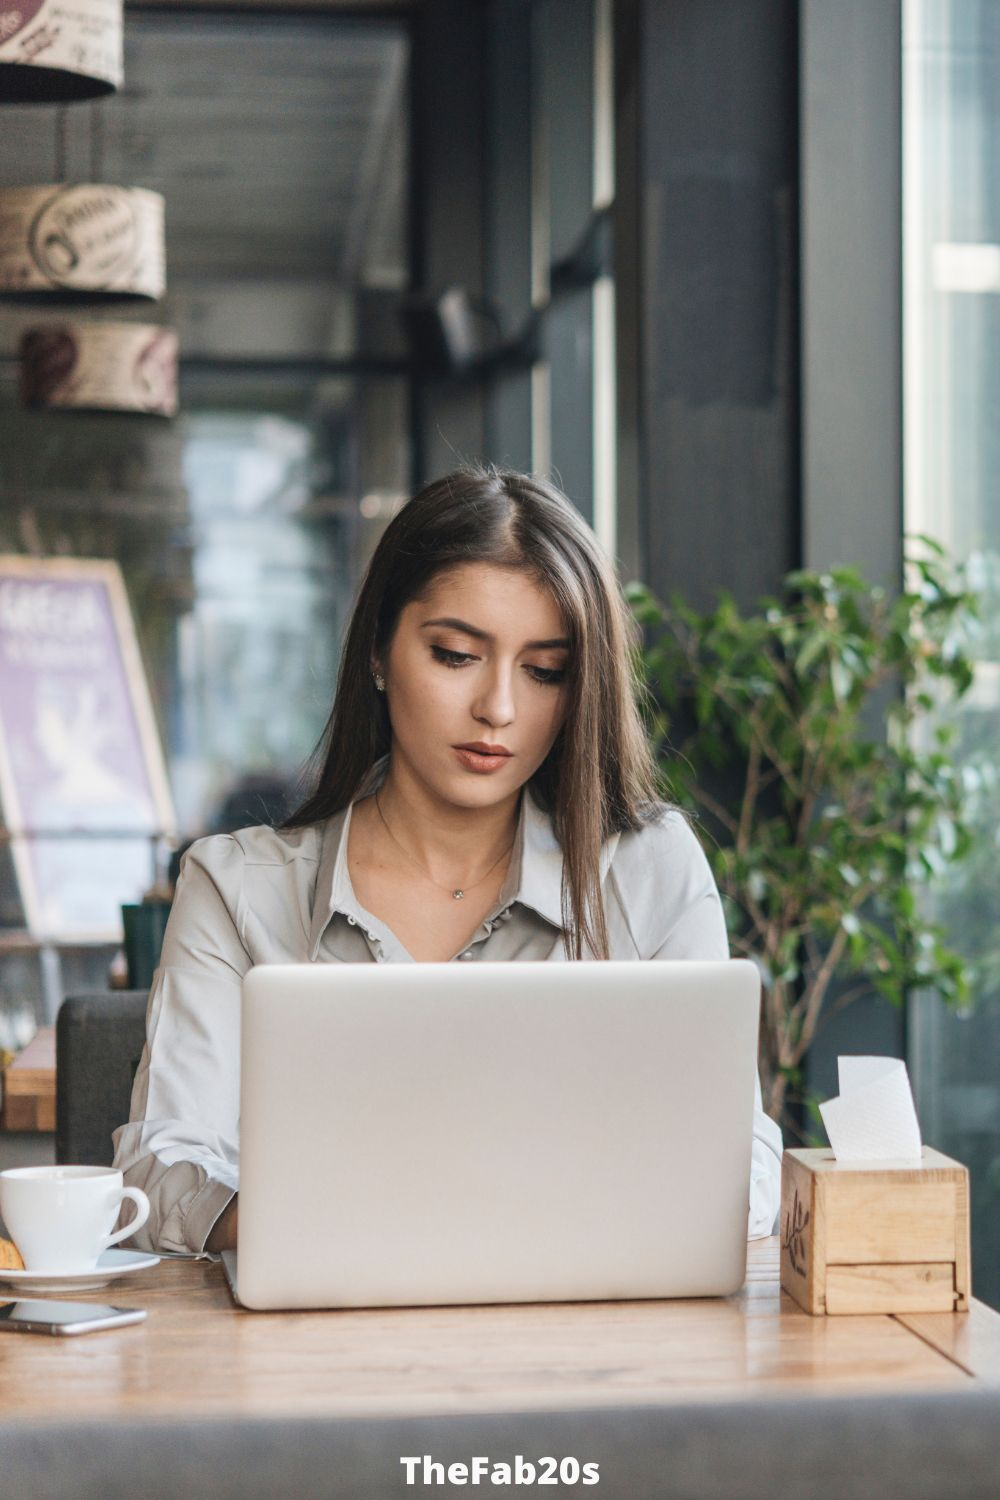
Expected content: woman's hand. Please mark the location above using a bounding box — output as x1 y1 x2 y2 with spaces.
205 1195 238 1252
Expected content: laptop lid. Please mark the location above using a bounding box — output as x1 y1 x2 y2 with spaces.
236 959 760 1311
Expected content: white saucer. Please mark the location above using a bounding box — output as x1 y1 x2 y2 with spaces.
0 1248 160 1295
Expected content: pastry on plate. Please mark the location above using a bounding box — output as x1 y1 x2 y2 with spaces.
0 1237 25 1271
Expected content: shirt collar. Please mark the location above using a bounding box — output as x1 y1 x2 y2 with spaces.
308 753 620 957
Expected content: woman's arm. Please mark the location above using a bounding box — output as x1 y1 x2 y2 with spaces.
111 837 249 1255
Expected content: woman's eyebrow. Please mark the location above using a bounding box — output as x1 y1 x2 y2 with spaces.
421 616 570 649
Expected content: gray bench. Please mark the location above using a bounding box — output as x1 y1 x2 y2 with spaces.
2 1391 1000 1499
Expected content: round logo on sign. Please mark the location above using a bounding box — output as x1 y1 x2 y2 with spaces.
0 2 47 47
29 186 138 291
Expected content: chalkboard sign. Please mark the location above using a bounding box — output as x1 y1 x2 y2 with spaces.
0 557 175 940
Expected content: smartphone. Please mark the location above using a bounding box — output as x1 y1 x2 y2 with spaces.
0 1299 147 1336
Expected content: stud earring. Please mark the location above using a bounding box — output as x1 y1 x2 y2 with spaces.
373 672 385 692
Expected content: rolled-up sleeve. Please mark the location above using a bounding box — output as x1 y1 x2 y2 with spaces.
644 814 783 1239
746 1072 783 1238
111 836 249 1255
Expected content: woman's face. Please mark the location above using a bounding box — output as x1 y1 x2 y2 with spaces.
379 562 571 808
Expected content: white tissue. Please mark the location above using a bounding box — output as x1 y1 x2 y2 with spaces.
818 1055 923 1161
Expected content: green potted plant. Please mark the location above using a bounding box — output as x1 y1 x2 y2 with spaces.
626 540 980 1137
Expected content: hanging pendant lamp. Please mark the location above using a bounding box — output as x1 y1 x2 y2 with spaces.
0 0 123 103
0 183 165 300
20 320 178 416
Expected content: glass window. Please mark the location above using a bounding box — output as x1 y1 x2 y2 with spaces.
904 0 1000 1309
527 0 615 556
0 10 411 1017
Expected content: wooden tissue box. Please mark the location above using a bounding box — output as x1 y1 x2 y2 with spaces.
780 1146 970 1315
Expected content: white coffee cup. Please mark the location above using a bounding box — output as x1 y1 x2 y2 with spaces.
0 1166 150 1273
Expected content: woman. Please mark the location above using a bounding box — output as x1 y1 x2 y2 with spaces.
112 466 782 1255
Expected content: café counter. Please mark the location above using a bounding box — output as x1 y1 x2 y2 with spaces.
1 1238 999 1498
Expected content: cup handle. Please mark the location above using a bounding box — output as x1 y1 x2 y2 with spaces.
103 1187 150 1250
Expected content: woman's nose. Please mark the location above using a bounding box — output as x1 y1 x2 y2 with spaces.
472 665 516 725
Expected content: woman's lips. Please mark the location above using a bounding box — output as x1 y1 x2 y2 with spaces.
453 747 512 773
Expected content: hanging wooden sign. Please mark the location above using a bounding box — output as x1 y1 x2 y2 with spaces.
0 0 123 102
0 184 165 300
20 320 178 416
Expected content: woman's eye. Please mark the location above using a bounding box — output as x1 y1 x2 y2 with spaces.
430 644 565 685
527 666 566 686
430 645 474 668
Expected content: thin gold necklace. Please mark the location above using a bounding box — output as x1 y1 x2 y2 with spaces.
373 788 515 901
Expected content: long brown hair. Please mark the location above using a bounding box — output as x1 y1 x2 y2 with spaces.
285 465 660 959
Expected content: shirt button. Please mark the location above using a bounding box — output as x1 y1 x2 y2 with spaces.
347 915 356 926
459 950 474 961
366 931 376 941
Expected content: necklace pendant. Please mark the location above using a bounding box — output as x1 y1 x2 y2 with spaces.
453 889 464 900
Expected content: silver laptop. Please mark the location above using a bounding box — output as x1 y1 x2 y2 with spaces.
224 959 761 1311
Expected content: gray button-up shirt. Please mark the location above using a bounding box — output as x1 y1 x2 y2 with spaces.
112 756 783 1254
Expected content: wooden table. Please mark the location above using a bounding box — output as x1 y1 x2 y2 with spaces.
0 1026 56 1174
0 1042 998 1419
0 1026 55 1133
1 1238 997 1424
2 1239 999 1500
